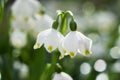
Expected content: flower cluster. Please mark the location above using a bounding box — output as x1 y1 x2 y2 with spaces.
11 0 42 31
10 0 53 48
34 11 92 59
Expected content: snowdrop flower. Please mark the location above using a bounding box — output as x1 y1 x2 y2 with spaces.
78 32 92 56
10 29 27 48
34 28 64 53
62 31 80 57
11 17 31 31
61 31 92 58
11 0 41 18
52 72 73 80
29 14 53 36
59 20 92 58
11 0 42 32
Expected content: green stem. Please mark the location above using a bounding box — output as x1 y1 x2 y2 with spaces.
40 51 59 80
59 13 68 35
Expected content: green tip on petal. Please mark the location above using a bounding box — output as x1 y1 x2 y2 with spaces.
64 50 66 53
63 49 68 55
63 50 69 55
84 49 90 56
34 43 41 49
69 52 75 57
59 53 64 59
38 10 45 15
48 45 53 51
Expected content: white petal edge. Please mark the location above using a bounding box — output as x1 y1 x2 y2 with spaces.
33 29 50 49
62 31 79 57
44 29 64 53
77 31 92 56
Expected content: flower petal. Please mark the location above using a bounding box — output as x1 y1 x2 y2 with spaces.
77 32 92 56
33 29 49 49
63 32 79 57
10 29 27 48
52 72 73 80
44 29 64 52
58 39 65 59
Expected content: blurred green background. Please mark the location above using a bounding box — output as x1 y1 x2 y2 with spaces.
0 0 120 80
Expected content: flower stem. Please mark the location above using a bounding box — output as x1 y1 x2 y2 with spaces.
59 13 68 35
40 50 59 80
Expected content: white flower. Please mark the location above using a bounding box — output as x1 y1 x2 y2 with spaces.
52 72 73 80
10 29 27 48
34 28 64 53
10 0 43 33
11 0 41 18
13 61 29 79
11 17 31 32
62 32 80 57
78 32 92 56
58 39 65 59
29 14 53 36
59 31 92 58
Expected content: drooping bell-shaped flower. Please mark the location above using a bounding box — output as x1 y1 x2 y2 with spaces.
62 31 92 57
10 29 27 48
10 0 42 33
52 72 73 80
34 28 64 53
59 20 92 58
11 0 41 18
62 31 79 57
77 32 92 56
11 17 31 32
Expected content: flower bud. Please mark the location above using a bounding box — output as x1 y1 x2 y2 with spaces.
52 21 59 29
70 20 77 31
